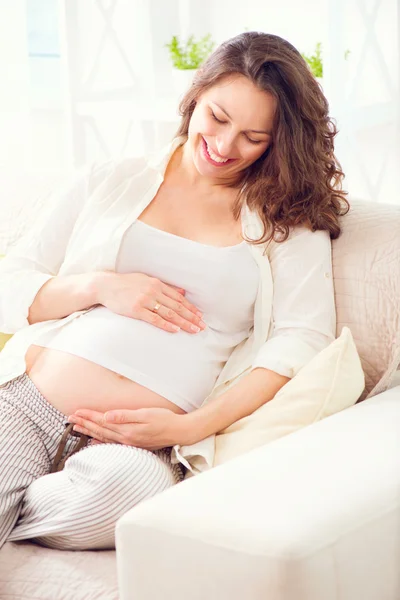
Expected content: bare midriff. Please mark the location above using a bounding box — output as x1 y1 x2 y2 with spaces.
25 344 187 418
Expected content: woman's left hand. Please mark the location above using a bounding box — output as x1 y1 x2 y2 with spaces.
67 407 191 450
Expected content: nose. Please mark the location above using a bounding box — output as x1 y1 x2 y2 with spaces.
215 134 235 158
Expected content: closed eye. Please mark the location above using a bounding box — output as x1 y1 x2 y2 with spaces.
210 110 226 124
210 110 263 145
245 137 262 145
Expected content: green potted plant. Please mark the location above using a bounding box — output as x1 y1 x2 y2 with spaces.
301 42 351 87
165 33 215 96
301 42 323 83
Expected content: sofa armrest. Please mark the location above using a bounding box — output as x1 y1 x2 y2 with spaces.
116 387 400 600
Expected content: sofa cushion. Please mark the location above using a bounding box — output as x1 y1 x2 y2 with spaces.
0 169 66 255
0 541 118 600
214 326 364 466
333 199 400 400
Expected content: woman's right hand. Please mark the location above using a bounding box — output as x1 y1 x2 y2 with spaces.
94 271 206 334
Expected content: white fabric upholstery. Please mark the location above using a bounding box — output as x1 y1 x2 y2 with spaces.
332 199 400 399
0 169 69 255
116 385 400 600
0 542 118 599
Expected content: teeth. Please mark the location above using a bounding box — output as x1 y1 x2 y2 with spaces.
205 140 229 163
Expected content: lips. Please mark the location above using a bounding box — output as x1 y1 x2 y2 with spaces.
201 137 236 167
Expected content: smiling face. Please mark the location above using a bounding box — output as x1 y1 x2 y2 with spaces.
186 74 277 185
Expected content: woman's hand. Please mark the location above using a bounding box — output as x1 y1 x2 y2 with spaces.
67 407 193 450
93 271 206 335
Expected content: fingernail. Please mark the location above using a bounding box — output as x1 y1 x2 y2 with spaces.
191 325 200 332
172 325 180 332
199 320 206 329
196 311 203 317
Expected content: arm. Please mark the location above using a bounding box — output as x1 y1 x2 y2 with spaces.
27 272 101 325
185 226 336 443
0 162 112 332
252 226 336 377
183 367 290 443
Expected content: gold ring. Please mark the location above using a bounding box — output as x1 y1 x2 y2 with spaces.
153 302 162 313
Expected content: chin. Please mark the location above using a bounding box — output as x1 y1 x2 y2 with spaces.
194 159 212 179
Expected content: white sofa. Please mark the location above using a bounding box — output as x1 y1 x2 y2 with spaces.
117 382 400 600
0 174 399 600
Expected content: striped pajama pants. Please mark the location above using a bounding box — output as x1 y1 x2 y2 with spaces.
0 373 185 550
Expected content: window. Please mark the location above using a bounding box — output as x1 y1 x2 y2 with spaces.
26 0 62 109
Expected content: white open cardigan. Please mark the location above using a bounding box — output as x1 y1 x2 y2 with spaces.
0 136 336 473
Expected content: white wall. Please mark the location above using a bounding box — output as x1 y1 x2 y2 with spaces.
210 0 327 55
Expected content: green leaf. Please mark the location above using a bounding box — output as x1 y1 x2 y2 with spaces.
301 41 323 78
165 33 215 70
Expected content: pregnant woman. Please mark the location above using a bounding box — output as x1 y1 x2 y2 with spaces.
0 31 347 550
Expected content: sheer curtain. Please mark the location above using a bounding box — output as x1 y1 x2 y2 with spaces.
0 0 72 253
0 0 31 171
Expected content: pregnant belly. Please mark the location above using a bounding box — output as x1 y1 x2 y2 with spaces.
25 345 187 418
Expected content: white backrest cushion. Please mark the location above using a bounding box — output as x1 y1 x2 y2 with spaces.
333 199 400 400
0 169 69 254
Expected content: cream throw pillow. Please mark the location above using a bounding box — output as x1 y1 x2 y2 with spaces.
0 334 11 352
214 326 365 466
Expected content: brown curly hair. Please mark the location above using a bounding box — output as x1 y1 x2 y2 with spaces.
175 31 349 244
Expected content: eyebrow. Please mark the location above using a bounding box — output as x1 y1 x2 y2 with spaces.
212 102 272 135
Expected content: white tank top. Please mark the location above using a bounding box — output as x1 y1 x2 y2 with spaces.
37 219 259 412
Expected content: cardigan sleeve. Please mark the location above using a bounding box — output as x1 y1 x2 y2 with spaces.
251 226 337 379
0 161 113 333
